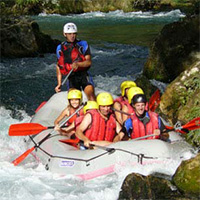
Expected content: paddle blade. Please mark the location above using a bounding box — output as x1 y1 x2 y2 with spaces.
184 117 200 128
149 89 160 112
9 123 48 136
12 146 35 166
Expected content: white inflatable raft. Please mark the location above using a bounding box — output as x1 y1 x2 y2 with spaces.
26 91 195 180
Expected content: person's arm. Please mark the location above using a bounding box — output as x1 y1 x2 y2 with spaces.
113 101 123 125
75 113 92 147
122 104 129 123
71 54 92 70
158 117 169 141
54 107 69 131
60 121 75 136
113 121 125 142
55 65 62 93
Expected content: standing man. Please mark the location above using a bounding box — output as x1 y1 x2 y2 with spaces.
55 22 96 100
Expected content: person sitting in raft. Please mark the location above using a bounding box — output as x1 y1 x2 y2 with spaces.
118 93 169 141
58 101 99 138
122 86 146 123
55 22 95 101
54 89 84 138
113 80 137 125
75 92 125 148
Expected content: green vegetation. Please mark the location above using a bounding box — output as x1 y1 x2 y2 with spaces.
16 0 40 5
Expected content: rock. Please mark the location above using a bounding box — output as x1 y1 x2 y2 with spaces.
159 58 200 125
0 16 60 58
143 15 199 83
173 153 200 198
135 75 158 101
118 173 183 199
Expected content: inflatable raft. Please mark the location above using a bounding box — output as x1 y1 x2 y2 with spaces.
25 91 195 180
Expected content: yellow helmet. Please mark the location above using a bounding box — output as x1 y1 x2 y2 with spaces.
96 92 113 106
67 89 82 100
83 101 99 114
127 87 144 104
120 80 137 96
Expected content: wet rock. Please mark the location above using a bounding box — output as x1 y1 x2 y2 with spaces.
159 58 200 125
0 16 60 58
143 15 199 83
173 153 200 198
135 75 158 100
118 173 183 200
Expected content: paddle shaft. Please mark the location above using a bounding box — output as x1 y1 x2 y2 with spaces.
112 108 132 116
61 69 73 86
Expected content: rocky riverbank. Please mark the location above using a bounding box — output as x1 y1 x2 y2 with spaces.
0 0 199 16
0 16 60 58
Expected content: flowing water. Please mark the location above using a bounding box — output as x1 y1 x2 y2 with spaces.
0 10 193 200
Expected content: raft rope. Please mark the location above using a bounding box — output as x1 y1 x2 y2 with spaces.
28 134 174 166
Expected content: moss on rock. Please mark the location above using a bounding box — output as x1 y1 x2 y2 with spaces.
173 153 200 198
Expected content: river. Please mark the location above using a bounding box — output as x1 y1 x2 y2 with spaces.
0 9 187 200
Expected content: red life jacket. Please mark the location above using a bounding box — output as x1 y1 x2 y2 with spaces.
85 110 116 142
130 111 159 139
66 106 84 125
58 42 86 75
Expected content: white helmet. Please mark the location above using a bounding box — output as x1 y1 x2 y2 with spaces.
63 23 77 33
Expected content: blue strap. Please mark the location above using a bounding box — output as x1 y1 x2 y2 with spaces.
77 40 88 55
56 44 62 59
124 118 133 137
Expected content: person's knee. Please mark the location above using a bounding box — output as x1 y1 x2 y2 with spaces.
84 86 96 100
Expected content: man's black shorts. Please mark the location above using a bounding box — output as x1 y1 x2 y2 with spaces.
67 70 94 90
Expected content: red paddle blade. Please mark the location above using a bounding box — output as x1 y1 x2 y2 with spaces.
12 146 35 166
9 123 48 136
166 117 200 134
184 117 200 128
59 138 80 148
149 89 160 112
182 121 200 131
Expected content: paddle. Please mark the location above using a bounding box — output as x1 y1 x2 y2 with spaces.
112 108 132 116
34 69 73 113
149 89 160 112
61 68 73 86
165 117 200 134
12 104 84 166
9 123 68 136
